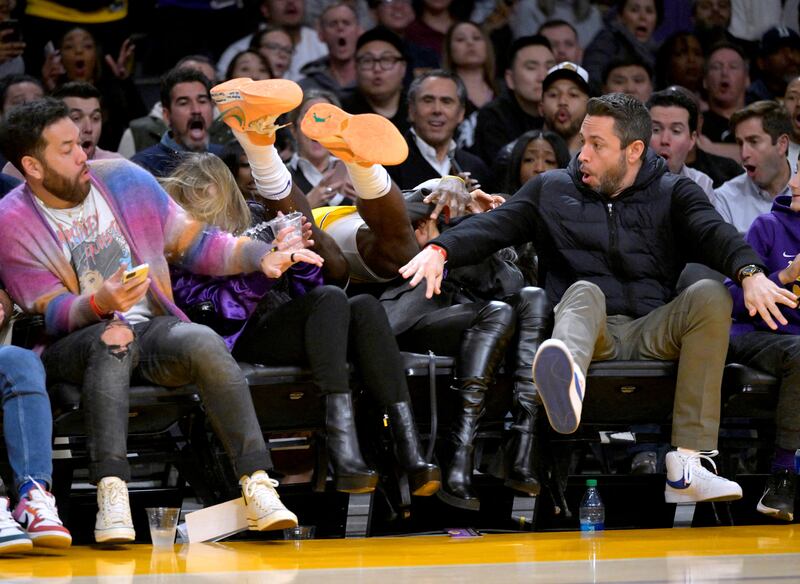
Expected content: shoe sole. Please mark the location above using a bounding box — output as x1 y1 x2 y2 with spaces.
435 488 480 511
532 339 581 434
0 537 32 553
412 479 441 497
94 527 136 544
504 478 541 497
301 103 408 166
249 511 299 532
664 489 743 504
29 532 72 549
757 500 794 522
211 77 253 131
334 473 379 494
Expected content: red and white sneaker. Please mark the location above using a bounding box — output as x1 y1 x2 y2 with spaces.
12 481 71 548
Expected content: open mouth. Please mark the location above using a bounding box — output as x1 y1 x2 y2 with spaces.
659 151 670 160
188 119 206 140
556 110 570 124
337 37 347 47
744 163 756 177
81 140 93 151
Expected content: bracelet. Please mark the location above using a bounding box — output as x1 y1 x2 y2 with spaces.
89 294 109 319
428 244 447 261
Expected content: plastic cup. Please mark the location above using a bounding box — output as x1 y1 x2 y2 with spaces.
283 525 315 540
145 507 180 548
267 211 304 248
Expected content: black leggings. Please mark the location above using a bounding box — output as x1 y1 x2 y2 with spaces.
233 285 409 407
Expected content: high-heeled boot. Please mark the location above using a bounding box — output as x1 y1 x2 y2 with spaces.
505 287 551 496
437 301 516 511
387 402 441 496
325 392 379 493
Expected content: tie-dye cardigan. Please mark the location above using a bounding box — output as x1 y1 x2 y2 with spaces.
0 158 272 340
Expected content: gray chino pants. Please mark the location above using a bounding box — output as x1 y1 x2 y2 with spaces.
551 279 733 450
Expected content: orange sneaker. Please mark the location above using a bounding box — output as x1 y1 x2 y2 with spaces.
212 78 303 145
300 102 408 166
211 77 252 132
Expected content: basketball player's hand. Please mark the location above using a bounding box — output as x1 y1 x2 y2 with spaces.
94 264 151 314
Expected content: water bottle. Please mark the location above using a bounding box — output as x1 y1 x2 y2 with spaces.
579 479 605 533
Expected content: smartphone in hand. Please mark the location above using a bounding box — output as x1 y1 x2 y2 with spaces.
122 263 149 284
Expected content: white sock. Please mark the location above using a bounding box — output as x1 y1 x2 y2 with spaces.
233 129 291 201
343 161 392 200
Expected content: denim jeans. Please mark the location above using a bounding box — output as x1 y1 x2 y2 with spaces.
41 316 270 483
728 331 800 450
0 346 52 494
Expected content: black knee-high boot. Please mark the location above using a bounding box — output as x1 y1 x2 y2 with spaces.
325 392 379 493
387 402 441 496
505 287 551 496
437 301 516 511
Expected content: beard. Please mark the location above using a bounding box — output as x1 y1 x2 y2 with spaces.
42 161 91 204
596 152 629 196
554 115 582 142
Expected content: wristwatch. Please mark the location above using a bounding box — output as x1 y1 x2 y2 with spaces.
737 264 764 283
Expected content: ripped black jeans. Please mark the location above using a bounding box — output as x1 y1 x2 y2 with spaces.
41 316 269 483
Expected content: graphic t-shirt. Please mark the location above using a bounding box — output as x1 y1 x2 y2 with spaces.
37 186 153 324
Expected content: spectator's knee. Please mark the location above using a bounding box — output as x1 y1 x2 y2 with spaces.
685 278 732 318
309 284 349 312
99 320 135 359
348 294 384 322
475 300 515 332
516 286 551 317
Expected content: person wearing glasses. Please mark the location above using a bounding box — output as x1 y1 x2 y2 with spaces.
251 26 294 79
299 2 362 101
342 27 410 136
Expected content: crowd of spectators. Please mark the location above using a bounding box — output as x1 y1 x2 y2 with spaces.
1 0 800 551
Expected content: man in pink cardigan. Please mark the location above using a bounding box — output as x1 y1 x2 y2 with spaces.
0 98 322 544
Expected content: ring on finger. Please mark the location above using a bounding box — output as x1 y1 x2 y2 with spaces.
290 252 296 262
325 186 333 194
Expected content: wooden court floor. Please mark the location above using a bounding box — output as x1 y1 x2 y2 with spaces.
1 525 799 583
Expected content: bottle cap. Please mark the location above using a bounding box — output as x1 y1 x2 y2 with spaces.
586 479 597 487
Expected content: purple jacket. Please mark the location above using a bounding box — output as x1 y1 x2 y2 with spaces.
726 195 800 336
171 262 323 350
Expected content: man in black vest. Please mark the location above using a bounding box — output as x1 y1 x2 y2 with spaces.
400 93 796 504
387 70 492 192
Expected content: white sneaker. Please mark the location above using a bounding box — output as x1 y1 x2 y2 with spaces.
95 477 135 543
532 339 585 434
0 496 32 554
665 449 743 503
240 471 298 531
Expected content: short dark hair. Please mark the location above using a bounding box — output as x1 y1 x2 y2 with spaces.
175 54 215 70
507 35 552 70
705 41 748 71
602 54 654 85
729 100 792 145
537 19 579 39
586 93 652 158
0 98 70 174
0 74 44 109
52 81 102 102
160 67 211 109
407 69 467 110
647 86 699 132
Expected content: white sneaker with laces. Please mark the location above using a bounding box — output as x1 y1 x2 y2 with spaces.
240 471 298 531
95 477 135 543
0 496 32 553
665 449 743 503
532 339 585 434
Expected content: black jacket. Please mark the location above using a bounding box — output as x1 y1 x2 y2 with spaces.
433 149 763 318
470 90 543 166
387 131 494 192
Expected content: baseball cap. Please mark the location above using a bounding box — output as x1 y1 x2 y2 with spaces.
760 26 800 57
542 61 591 95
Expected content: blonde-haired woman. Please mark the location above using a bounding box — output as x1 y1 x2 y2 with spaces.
165 153 440 497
